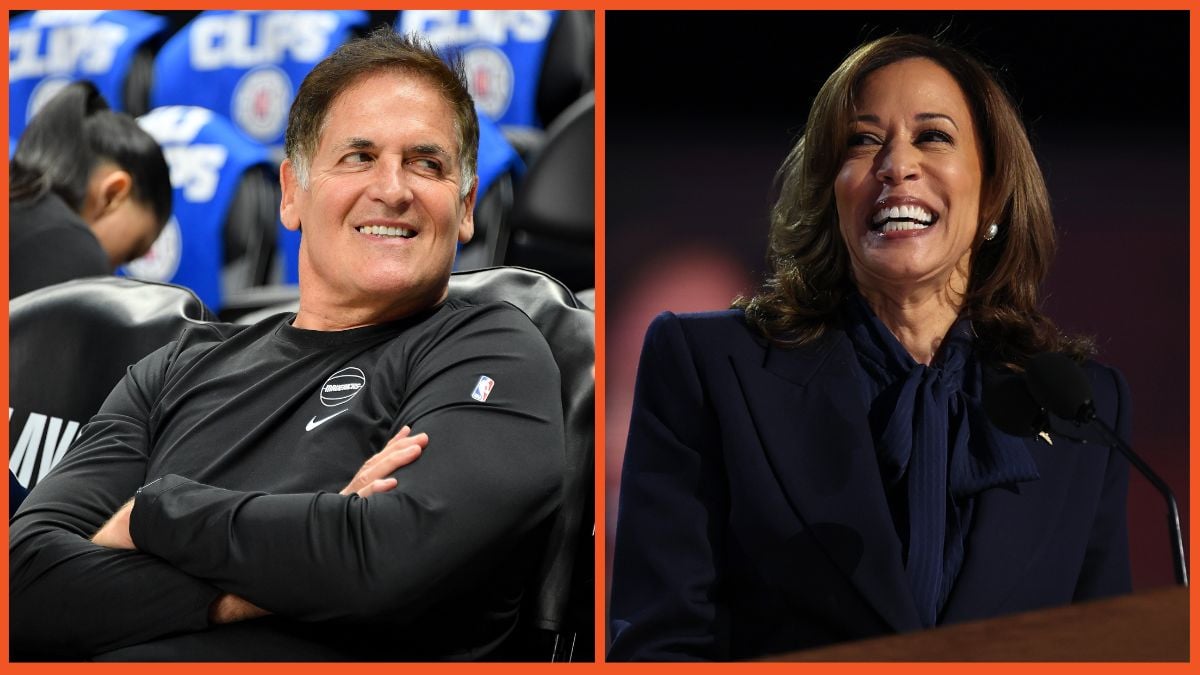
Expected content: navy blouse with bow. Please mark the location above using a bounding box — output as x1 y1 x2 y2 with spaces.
841 294 1040 627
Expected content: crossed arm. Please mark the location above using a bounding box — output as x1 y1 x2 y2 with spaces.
90 426 429 623
9 408 433 657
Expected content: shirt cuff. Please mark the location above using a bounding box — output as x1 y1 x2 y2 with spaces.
130 473 194 552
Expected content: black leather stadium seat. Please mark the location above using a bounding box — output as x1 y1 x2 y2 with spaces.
447 266 595 661
502 94 595 293
220 165 283 300
536 11 595 134
9 277 214 495
450 171 516 272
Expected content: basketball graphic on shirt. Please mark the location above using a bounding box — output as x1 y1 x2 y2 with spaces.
320 366 366 407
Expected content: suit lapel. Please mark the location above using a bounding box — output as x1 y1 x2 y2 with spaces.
940 438 1078 623
730 331 922 633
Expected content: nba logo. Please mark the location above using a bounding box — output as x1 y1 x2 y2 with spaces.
471 375 495 402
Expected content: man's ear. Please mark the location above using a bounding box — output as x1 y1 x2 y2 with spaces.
457 180 477 244
280 159 302 232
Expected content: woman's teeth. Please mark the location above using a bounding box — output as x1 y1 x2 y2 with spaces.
878 221 930 233
871 204 936 231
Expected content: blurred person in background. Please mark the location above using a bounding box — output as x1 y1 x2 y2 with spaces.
609 34 1133 660
9 81 171 298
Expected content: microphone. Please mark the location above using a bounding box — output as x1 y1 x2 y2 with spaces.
982 370 1048 437
1004 353 1188 586
1025 352 1094 423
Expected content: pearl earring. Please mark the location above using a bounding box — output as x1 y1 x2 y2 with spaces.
984 223 999 241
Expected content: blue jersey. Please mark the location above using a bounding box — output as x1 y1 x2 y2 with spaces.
398 10 558 129
150 10 368 150
123 106 274 311
9 10 167 139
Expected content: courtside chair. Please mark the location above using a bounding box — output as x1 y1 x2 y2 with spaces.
9 277 214 497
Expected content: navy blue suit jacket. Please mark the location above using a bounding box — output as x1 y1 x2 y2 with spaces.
608 310 1131 661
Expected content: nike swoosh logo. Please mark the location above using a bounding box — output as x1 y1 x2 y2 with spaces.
306 409 349 431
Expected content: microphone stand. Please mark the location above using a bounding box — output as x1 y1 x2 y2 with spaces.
1062 407 1188 587
988 355 1187 586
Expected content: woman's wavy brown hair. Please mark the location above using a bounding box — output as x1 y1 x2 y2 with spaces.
735 34 1092 367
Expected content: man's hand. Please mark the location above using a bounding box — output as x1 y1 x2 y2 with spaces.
340 425 428 497
91 426 425 551
92 427 425 630
92 499 135 550
206 429 426 626
209 593 270 624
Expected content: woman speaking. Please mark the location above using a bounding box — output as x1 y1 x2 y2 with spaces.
608 34 1131 661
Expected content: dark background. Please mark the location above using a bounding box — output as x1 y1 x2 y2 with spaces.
605 9 1189 618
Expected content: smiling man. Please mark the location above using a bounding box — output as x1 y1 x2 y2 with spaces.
280 35 478 331
10 28 564 661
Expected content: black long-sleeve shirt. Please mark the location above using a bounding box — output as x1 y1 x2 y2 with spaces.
10 299 564 660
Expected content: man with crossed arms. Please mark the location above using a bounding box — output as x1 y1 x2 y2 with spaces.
11 28 563 661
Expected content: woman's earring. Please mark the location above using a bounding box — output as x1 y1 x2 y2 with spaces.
984 223 999 241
